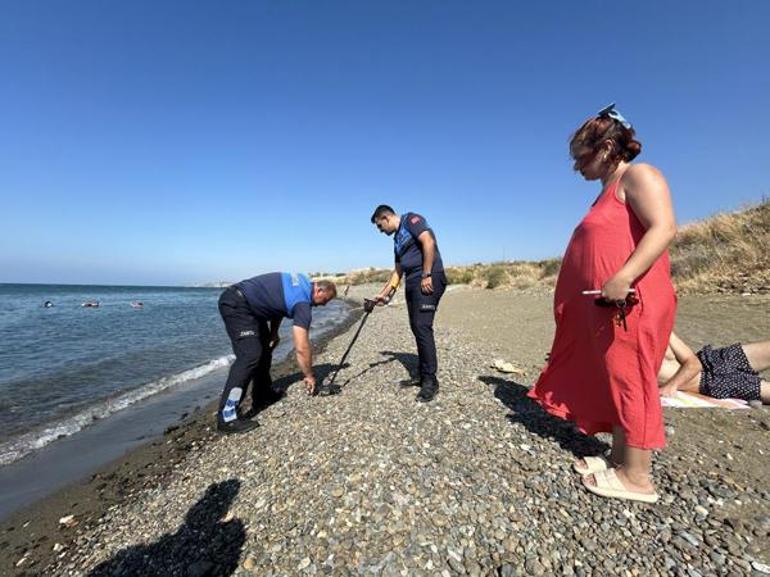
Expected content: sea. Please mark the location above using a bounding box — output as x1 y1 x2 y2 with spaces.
0 283 351 518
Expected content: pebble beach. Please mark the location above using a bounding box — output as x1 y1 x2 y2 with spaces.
3 285 769 577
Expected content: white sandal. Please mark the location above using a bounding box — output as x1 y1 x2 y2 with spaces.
572 455 612 476
583 469 659 504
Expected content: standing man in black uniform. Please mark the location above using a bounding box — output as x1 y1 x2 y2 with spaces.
371 205 447 402
217 272 337 434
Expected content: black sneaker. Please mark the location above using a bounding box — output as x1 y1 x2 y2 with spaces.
416 376 439 403
217 418 260 435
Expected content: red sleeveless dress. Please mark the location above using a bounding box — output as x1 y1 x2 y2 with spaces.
528 179 676 449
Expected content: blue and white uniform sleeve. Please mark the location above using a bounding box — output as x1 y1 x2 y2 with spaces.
291 302 312 330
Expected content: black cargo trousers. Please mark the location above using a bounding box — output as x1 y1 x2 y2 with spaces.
217 287 272 425
404 272 447 379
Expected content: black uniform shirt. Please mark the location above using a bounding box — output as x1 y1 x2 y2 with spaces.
236 272 313 329
393 212 444 280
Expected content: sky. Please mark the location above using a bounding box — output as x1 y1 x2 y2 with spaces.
1 1 768 285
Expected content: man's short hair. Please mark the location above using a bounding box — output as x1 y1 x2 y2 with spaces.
315 280 337 298
370 204 396 223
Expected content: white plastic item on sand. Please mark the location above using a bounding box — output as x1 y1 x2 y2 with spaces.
491 359 525 375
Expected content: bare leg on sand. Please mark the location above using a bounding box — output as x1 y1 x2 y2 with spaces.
573 427 625 472
582 427 658 502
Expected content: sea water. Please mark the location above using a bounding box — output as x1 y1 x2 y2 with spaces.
0 283 349 466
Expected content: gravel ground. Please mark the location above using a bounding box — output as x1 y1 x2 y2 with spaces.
5 286 770 577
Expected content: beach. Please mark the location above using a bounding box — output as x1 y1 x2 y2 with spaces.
0 284 351 519
3 285 769 576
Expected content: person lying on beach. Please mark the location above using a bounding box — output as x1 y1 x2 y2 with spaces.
216 273 337 434
658 331 770 403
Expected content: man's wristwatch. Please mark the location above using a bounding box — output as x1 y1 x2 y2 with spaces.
421 272 432 279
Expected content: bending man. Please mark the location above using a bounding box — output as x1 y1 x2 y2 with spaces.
217 273 337 434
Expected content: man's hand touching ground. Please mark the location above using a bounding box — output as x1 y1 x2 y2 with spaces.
304 375 317 395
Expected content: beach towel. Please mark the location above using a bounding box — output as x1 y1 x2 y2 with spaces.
660 391 749 410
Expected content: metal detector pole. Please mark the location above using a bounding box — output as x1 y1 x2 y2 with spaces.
317 299 376 394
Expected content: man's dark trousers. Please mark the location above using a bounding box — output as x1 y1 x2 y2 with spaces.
217 287 272 424
404 273 447 379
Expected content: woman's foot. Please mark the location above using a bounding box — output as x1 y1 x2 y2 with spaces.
583 467 658 503
573 454 621 475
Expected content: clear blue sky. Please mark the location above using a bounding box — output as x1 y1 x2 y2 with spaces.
1 1 768 285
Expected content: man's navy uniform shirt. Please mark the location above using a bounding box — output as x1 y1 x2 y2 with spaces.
236 272 314 329
393 212 444 280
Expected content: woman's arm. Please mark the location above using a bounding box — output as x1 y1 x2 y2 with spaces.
603 164 677 301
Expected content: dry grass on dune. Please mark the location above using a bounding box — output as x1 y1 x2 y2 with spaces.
333 261 561 291
451 202 770 294
671 199 770 294
342 268 393 286
445 259 561 290
330 201 768 294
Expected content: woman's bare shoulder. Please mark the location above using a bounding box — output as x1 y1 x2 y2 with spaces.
621 163 670 199
623 163 664 183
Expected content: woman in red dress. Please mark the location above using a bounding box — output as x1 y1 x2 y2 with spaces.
528 104 677 503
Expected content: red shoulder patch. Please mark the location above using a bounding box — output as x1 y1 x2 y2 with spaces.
410 216 421 224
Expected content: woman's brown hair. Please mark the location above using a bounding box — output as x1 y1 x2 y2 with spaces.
570 114 642 166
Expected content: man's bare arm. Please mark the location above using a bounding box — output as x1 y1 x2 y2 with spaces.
417 231 436 275
660 332 702 395
292 325 316 394
417 231 436 294
376 264 402 303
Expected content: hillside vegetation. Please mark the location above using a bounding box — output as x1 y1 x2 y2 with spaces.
670 200 769 294
328 201 769 294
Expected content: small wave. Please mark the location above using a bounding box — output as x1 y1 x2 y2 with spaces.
0 355 234 466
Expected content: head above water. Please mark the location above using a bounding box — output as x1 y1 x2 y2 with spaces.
570 104 642 181
312 280 337 305
370 204 400 235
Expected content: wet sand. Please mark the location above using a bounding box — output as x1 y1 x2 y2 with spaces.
0 368 226 520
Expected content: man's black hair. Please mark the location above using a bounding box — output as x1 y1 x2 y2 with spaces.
371 204 396 223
